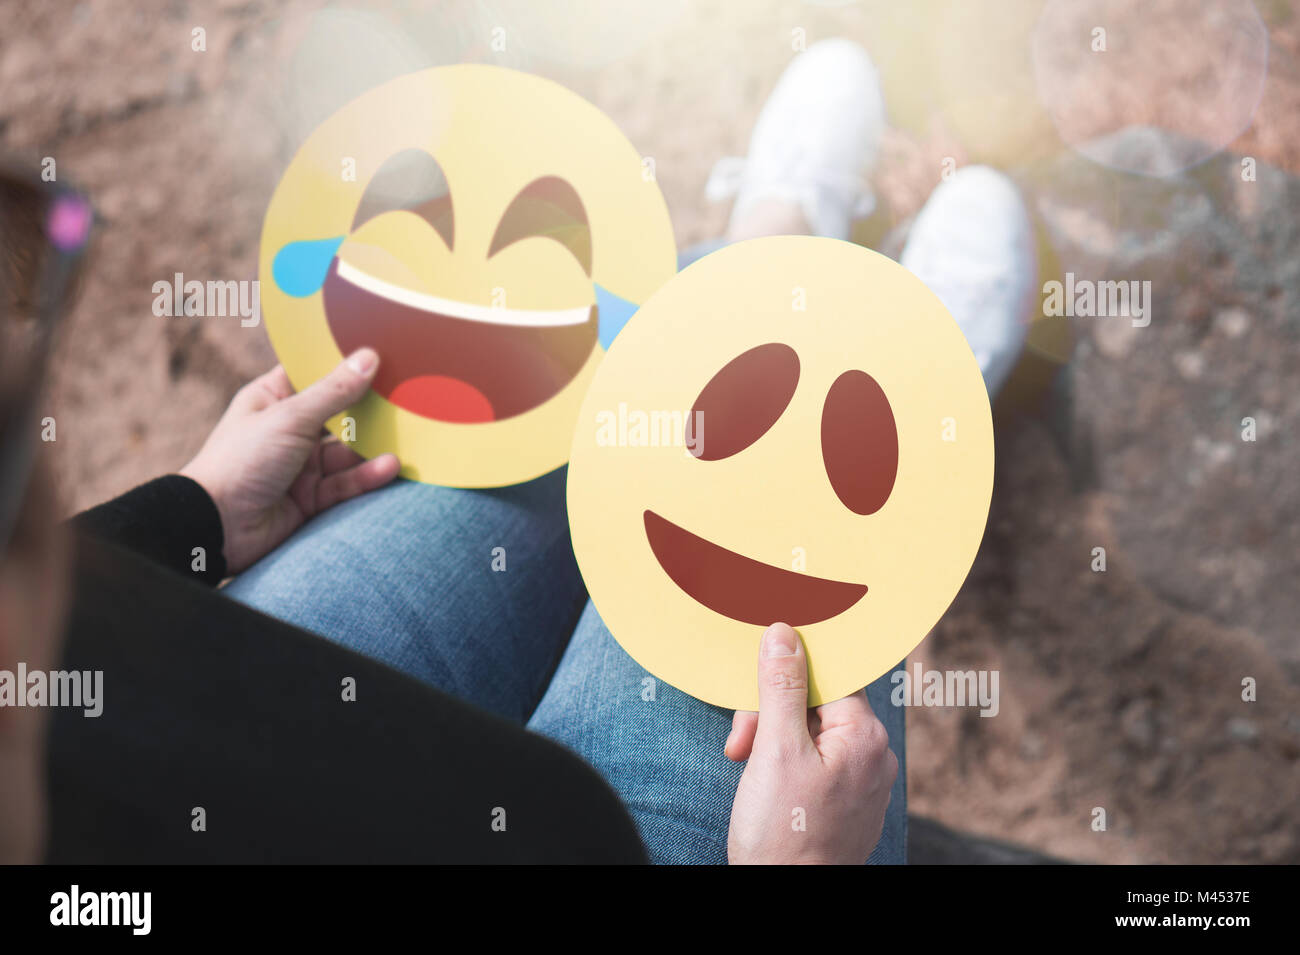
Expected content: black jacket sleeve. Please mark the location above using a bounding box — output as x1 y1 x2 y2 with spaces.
46 531 648 863
69 474 226 584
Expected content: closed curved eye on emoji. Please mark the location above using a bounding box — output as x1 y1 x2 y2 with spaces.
567 235 994 710
260 65 676 487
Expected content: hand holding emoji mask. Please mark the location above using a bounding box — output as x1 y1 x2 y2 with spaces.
260 65 676 487
566 236 995 710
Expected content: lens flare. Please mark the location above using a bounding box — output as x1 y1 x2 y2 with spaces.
1032 0 1268 176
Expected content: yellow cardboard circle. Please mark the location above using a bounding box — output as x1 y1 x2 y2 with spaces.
260 65 676 487
567 236 994 710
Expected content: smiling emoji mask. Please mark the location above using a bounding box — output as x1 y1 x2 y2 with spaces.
260 65 676 487
567 236 994 710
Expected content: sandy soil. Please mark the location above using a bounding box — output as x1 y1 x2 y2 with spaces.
3 0 1297 862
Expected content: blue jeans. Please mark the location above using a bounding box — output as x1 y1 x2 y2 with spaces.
223 470 907 864
223 242 907 864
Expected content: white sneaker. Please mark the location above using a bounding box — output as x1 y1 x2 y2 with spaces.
900 166 1037 396
705 38 887 240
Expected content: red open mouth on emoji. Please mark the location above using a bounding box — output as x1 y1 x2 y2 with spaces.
324 263 596 423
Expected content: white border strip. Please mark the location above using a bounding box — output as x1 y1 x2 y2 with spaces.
335 260 591 328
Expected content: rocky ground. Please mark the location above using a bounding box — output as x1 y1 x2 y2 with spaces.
3 0 1297 862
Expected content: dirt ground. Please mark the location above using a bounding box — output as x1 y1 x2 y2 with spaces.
3 0 1297 863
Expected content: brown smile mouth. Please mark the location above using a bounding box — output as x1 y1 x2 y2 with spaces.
643 509 868 627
